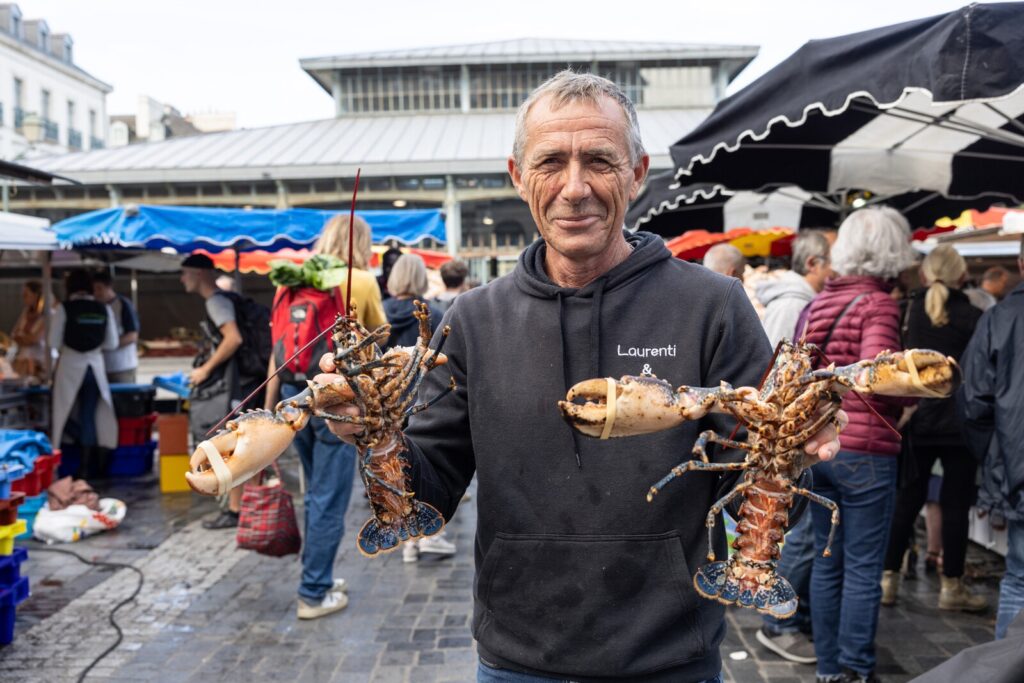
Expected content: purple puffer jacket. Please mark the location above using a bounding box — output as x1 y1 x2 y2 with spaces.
800 276 915 456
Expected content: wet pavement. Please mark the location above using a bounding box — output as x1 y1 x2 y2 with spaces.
0 453 1005 683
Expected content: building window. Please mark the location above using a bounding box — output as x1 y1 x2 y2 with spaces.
41 89 50 119
13 78 23 129
11 9 21 39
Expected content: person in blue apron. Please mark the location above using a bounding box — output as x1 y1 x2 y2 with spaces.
50 269 119 479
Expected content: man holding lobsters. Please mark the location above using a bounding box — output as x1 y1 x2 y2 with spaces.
319 71 844 682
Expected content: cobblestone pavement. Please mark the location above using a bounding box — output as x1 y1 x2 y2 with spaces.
0 457 1005 683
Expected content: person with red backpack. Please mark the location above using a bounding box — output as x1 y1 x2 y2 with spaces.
265 214 385 620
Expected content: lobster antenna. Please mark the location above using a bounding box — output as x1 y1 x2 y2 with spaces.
727 339 784 442
346 168 361 320
204 324 336 436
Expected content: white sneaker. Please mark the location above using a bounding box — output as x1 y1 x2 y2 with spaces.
330 578 348 594
296 590 348 620
418 532 456 556
402 540 420 563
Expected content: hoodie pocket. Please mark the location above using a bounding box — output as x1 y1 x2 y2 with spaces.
475 531 707 677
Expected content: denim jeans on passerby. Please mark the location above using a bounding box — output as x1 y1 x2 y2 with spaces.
809 451 897 678
996 520 1024 639
281 382 358 603
477 661 722 683
763 511 814 635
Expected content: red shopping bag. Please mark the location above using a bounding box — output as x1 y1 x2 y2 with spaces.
236 464 301 557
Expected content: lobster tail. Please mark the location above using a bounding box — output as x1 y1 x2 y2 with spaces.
357 501 445 557
693 561 798 618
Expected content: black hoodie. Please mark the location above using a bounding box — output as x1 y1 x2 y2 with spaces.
406 231 772 682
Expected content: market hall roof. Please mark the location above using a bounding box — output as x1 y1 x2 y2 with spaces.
299 37 758 70
28 108 711 185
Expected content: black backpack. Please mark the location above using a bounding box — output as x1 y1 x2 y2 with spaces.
210 291 272 380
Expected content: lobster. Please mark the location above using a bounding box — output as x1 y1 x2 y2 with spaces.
186 301 455 557
558 341 958 618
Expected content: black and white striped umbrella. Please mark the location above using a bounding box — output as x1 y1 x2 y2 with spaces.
651 3 1024 224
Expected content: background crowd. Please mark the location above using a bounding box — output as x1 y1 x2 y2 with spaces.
704 206 1022 683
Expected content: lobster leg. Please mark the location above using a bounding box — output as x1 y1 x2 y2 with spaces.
777 402 842 452
692 429 752 463
647 458 750 502
334 326 390 363
425 326 451 368
406 376 457 417
704 480 753 561
790 485 840 558
311 410 369 427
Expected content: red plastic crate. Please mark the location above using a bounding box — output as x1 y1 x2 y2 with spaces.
33 452 61 491
0 493 24 526
118 413 158 447
10 466 41 497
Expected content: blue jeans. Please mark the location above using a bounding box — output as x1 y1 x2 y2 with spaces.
763 511 814 634
477 661 722 683
809 451 897 678
996 520 1024 639
281 382 358 603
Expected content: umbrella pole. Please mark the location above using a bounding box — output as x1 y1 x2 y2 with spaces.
130 269 139 311
233 249 242 294
42 250 53 381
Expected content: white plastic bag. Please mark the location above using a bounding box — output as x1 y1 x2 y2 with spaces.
33 498 127 543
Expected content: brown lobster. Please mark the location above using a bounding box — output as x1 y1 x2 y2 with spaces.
559 341 958 618
186 302 454 557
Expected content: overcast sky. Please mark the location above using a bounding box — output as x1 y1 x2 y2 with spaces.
26 0 974 129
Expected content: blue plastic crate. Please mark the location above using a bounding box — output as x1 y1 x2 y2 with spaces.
107 441 156 477
0 548 26 587
16 494 45 540
0 464 25 500
0 576 30 645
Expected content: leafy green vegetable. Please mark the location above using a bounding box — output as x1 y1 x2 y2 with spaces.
268 254 349 290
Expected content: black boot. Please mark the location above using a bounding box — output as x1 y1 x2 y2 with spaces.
93 447 111 479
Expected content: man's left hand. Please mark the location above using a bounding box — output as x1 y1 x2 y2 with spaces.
802 408 848 467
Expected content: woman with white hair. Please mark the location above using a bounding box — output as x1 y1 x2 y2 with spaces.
881 244 986 612
798 207 918 683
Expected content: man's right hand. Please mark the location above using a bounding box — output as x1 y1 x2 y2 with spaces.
315 353 364 443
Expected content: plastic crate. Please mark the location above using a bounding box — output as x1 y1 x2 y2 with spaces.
118 413 158 447
10 464 41 497
0 548 27 586
0 520 26 555
16 494 45 540
0 493 24 526
0 576 30 645
160 454 192 493
110 385 156 418
108 441 157 477
0 464 25 500
34 452 61 490
157 413 190 456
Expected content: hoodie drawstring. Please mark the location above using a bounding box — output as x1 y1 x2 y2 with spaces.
558 277 609 470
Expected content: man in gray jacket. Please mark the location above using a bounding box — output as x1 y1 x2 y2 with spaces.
321 71 844 683
757 231 832 347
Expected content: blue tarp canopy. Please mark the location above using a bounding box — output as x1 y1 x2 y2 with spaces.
52 205 446 253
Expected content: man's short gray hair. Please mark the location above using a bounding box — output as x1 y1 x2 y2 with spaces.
791 231 831 276
512 70 646 168
703 243 746 277
830 207 918 279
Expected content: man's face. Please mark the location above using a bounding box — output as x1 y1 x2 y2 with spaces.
93 282 112 301
806 256 833 292
180 267 201 293
508 94 648 264
984 272 1009 298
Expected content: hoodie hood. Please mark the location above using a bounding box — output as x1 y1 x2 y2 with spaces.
756 270 815 307
513 230 672 299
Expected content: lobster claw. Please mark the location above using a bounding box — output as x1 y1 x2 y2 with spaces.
559 375 692 439
832 349 960 399
185 406 311 496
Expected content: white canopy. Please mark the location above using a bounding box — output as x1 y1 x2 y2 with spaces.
0 212 55 250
